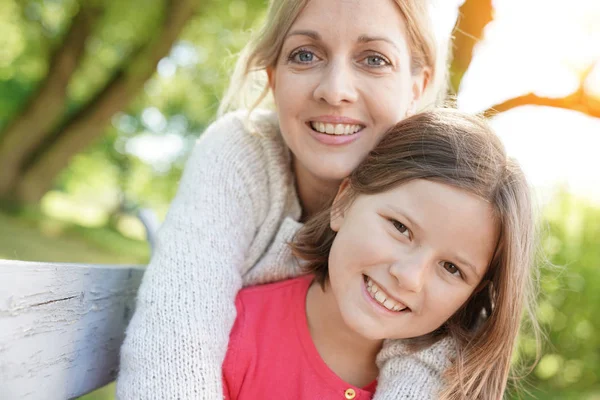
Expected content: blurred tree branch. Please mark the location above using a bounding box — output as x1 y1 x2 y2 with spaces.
0 5 101 197
483 61 600 118
450 0 494 93
1 0 199 204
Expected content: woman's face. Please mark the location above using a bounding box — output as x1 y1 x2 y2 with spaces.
269 0 428 186
327 179 498 340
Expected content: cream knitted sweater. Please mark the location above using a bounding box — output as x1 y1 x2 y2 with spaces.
117 110 454 399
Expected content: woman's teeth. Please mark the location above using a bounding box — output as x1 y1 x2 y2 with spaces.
310 121 362 135
365 276 407 312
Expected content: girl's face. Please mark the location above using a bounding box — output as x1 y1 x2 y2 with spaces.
269 0 427 186
328 179 498 340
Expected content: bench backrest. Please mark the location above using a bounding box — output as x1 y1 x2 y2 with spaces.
0 260 144 399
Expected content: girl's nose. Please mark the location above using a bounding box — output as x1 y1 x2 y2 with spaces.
312 60 358 106
389 252 430 293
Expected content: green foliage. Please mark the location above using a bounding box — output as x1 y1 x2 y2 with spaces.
510 193 600 397
0 0 267 211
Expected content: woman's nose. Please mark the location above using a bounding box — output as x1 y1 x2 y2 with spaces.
312 60 358 106
389 252 430 293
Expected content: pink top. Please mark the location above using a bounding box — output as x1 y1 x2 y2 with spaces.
223 275 377 400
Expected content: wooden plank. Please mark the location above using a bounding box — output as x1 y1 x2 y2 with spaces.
0 260 145 400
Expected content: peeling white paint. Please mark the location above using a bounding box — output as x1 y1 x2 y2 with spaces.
0 260 144 400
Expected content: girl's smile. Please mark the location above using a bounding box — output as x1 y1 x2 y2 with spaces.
362 274 410 314
317 179 498 342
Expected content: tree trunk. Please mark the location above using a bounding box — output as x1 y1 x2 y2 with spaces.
450 0 494 93
0 6 100 197
10 0 198 204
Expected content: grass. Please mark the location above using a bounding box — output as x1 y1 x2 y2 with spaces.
0 212 149 264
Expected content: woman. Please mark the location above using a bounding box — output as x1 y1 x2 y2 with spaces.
118 0 456 398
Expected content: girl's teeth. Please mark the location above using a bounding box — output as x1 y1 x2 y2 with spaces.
310 122 362 135
365 276 407 312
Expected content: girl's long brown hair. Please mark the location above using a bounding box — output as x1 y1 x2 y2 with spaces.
290 108 540 399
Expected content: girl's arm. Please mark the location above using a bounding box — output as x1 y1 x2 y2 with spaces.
373 337 455 400
116 113 270 399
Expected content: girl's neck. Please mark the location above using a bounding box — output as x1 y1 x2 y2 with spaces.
293 158 340 222
305 280 381 388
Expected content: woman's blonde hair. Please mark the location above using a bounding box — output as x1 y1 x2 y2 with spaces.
218 0 450 117
290 108 540 399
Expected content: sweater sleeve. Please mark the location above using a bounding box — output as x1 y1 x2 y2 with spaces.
116 113 269 400
373 337 456 400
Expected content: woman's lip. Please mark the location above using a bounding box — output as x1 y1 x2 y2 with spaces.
308 115 366 126
307 125 362 146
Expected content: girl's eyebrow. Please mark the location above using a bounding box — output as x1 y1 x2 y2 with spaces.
386 204 422 232
453 254 481 279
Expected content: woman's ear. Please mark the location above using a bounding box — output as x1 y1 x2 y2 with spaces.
266 66 276 91
330 178 351 232
410 66 431 110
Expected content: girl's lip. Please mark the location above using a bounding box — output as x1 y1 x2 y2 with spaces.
361 275 411 316
366 275 408 307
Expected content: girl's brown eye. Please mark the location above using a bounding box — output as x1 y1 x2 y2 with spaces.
443 262 461 277
391 220 410 238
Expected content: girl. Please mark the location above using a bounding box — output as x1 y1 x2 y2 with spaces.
118 0 458 398
222 109 538 400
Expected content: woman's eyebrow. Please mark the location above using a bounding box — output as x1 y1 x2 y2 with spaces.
286 29 321 41
357 34 401 53
285 31 401 53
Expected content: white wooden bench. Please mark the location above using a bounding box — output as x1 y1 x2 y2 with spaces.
0 260 145 399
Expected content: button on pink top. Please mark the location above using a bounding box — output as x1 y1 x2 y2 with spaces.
223 275 377 400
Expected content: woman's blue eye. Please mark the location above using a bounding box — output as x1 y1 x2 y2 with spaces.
291 50 315 63
365 55 389 67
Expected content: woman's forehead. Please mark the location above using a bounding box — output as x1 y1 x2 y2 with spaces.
290 0 410 45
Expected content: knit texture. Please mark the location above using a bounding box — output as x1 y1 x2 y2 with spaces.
117 110 453 399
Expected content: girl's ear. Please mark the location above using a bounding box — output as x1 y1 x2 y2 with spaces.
330 178 351 232
266 66 276 91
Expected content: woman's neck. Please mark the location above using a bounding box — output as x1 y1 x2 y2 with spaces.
293 158 340 221
305 280 382 388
